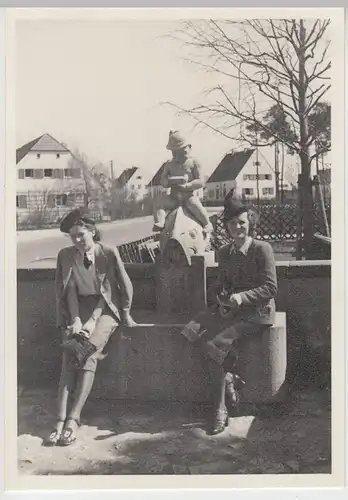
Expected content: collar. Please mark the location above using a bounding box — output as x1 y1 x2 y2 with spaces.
78 243 96 264
229 236 252 256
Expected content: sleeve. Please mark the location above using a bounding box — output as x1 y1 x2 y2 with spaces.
192 158 204 181
160 162 170 188
214 246 229 297
55 250 73 328
113 247 133 312
239 243 278 305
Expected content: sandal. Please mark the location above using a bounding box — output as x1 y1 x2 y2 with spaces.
44 419 65 446
209 407 229 435
58 418 80 447
225 372 245 408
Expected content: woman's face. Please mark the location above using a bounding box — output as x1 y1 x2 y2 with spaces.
69 224 95 252
226 211 249 242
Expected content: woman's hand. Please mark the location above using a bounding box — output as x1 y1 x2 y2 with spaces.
81 317 97 337
67 317 83 335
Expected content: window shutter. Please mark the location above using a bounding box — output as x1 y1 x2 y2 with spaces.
18 195 27 209
47 194 56 208
18 169 25 179
57 169 64 179
34 169 44 179
71 168 81 179
53 169 60 179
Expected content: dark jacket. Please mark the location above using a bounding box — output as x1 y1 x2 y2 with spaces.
216 239 278 325
55 243 133 328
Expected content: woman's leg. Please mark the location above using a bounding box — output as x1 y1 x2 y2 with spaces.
61 313 118 441
204 354 226 412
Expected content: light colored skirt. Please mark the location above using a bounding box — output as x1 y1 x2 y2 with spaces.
61 295 118 373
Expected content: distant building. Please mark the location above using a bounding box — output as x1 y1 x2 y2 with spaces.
114 167 148 200
16 133 86 223
205 148 292 202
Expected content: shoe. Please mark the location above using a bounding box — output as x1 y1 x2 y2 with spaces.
209 407 229 435
152 224 164 233
44 419 65 446
225 372 245 408
58 417 80 446
203 222 213 234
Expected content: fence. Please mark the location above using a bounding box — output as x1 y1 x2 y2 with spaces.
210 203 331 251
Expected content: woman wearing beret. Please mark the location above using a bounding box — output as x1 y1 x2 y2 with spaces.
46 209 135 446
181 197 278 435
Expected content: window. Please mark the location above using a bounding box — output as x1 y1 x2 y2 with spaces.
25 169 34 178
264 174 272 180
56 153 60 159
244 174 256 181
64 169 72 178
208 190 214 199
44 169 53 178
130 184 135 189
242 188 254 196
253 161 261 166
56 194 67 207
136 176 142 179
16 195 27 209
137 184 142 189
37 153 41 159
262 187 274 196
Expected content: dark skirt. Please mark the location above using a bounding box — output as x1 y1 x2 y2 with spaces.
61 295 119 373
181 305 265 366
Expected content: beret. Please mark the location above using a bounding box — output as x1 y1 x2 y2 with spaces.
59 209 96 234
222 197 248 221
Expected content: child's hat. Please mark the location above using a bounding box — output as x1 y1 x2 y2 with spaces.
166 130 191 151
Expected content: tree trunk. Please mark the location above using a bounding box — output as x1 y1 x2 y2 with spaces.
298 19 314 258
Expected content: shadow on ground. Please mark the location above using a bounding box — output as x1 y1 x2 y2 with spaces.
18 387 331 475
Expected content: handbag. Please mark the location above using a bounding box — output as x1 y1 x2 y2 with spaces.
61 330 97 368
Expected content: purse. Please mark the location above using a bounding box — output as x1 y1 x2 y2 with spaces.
61 330 97 368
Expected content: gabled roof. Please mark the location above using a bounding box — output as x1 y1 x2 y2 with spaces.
16 133 70 164
207 149 255 183
147 163 166 187
116 167 138 188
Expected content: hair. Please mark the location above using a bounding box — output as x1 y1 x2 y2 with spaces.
222 207 259 238
71 220 101 242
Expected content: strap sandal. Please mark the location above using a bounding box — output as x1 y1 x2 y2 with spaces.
58 418 80 447
225 372 245 408
44 419 65 447
209 407 229 435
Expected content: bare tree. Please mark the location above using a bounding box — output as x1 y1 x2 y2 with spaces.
166 19 331 257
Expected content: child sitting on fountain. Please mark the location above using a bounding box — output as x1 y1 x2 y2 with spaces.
152 130 213 235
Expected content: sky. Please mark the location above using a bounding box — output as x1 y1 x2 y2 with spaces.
15 18 331 182
16 19 241 181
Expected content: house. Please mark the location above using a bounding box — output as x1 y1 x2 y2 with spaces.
147 162 204 199
16 133 86 222
205 148 279 202
114 167 148 200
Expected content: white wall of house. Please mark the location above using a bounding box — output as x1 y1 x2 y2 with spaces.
124 170 149 200
205 180 237 201
234 150 276 199
16 151 86 217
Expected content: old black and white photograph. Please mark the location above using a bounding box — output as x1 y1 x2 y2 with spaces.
4 7 345 490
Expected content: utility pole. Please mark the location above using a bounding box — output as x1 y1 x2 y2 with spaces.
110 160 114 181
298 19 314 258
256 144 260 207
274 141 280 202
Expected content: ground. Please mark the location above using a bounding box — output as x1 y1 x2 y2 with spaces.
18 387 330 475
